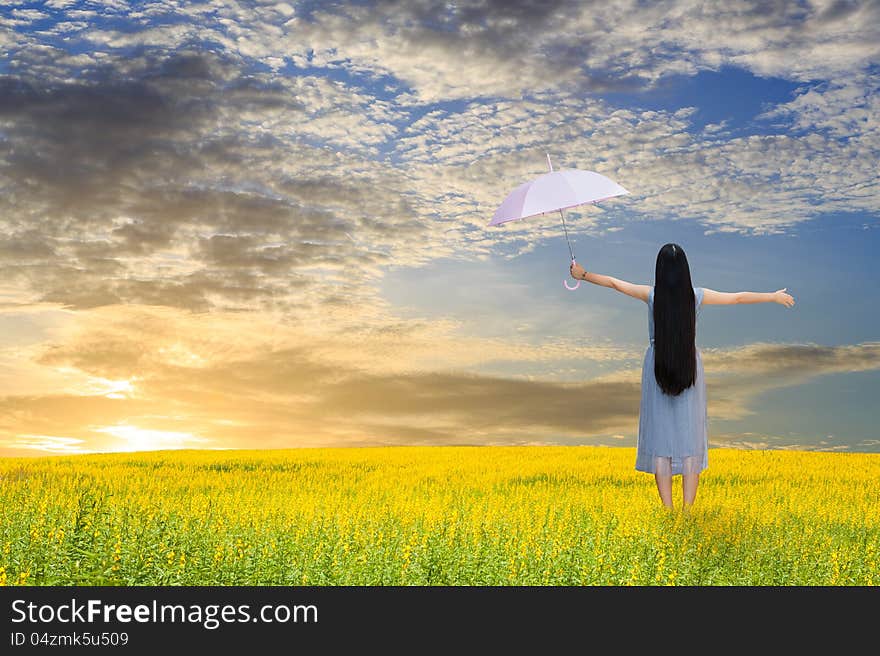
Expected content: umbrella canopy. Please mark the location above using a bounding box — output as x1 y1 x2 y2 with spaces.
489 156 630 291
490 169 629 226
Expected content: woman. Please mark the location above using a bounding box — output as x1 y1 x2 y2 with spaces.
570 243 795 510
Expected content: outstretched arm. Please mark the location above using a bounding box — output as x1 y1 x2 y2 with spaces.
570 262 651 302
702 287 795 308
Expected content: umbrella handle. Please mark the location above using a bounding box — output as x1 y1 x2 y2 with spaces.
565 258 581 291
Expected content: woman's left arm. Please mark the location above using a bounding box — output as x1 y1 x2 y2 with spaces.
570 262 651 302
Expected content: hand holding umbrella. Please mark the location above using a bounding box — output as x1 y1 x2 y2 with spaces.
490 154 629 290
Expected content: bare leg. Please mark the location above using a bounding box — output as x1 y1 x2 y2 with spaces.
653 456 673 509
682 455 700 508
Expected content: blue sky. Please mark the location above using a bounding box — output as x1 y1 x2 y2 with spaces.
383 210 880 450
0 1 878 455
603 65 806 135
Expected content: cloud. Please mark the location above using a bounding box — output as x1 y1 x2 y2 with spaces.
1 302 877 454
757 70 880 138
0 47 422 314
5 435 85 455
710 431 880 452
1 2 877 322
0 2 877 456
593 340 880 422
251 1 880 101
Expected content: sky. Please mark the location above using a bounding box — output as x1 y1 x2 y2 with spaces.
0 0 878 457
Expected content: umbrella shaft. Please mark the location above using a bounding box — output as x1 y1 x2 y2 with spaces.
558 209 575 261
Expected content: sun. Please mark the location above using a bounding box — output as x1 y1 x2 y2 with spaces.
93 424 207 452
81 376 137 399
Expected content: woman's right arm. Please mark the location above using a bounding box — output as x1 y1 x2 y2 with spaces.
702 287 795 308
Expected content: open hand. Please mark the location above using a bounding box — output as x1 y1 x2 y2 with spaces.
775 288 795 308
570 261 586 280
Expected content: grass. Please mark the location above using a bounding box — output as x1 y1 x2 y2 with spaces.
1 446 877 585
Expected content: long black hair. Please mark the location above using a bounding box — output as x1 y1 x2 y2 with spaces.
653 243 696 396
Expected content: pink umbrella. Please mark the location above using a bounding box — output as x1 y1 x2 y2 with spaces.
490 154 629 290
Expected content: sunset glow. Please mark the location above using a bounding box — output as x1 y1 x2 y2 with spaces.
0 2 877 456
93 425 208 453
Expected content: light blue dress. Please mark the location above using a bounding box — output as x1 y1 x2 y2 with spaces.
635 286 708 476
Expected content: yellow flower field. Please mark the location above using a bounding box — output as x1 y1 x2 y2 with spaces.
1 446 878 585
